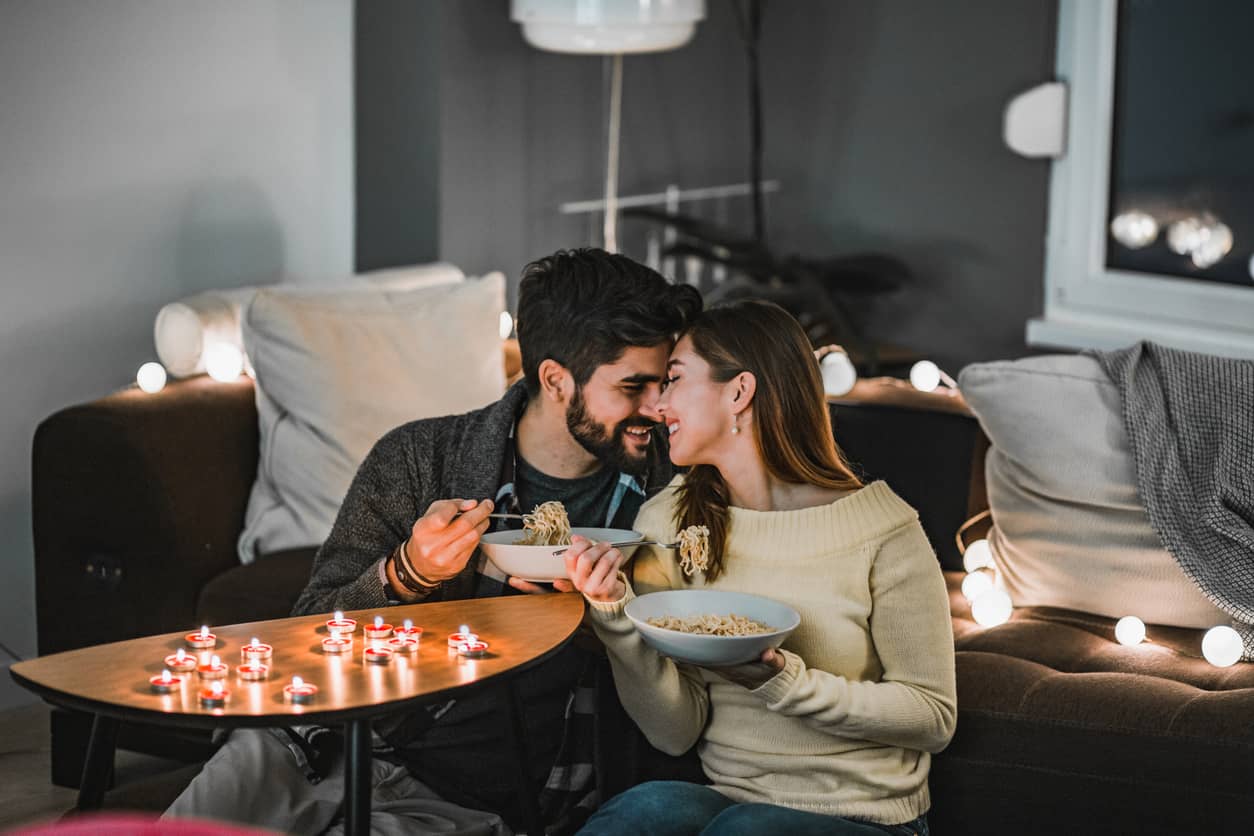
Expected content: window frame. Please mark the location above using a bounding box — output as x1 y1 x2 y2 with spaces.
1027 0 1254 359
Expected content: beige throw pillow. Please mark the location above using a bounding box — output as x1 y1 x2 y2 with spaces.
958 354 1226 628
238 273 506 562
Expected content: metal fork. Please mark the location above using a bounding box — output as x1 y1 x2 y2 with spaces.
551 539 679 556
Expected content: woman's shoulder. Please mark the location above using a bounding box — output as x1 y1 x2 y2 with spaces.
635 473 685 530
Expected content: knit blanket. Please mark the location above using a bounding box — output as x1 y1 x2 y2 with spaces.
1095 342 1254 659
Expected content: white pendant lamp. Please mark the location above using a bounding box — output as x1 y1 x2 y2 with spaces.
512 0 705 55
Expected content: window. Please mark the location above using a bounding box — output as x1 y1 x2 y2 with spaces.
1028 0 1254 358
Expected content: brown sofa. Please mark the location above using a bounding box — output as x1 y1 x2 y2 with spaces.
30 370 1254 834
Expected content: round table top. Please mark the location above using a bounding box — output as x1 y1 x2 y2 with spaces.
10 593 586 729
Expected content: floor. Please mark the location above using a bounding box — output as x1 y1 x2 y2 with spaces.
0 702 185 832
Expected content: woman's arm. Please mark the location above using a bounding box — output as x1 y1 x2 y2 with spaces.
751 522 958 753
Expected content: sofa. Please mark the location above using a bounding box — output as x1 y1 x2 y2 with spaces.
31 364 1254 834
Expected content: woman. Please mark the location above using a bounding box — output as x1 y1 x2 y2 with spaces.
564 300 956 836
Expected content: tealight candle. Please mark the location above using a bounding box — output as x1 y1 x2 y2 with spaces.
364 615 394 640
197 654 229 680
240 637 273 663
322 628 353 655
149 669 182 694
396 619 423 640
387 636 420 656
447 625 477 649
283 675 317 705
326 611 356 635
364 646 393 665
237 662 269 681
164 648 198 673
199 680 229 708
457 639 489 659
186 625 217 649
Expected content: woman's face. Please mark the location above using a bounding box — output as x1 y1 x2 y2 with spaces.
657 335 738 467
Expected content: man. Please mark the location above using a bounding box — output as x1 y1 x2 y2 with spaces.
165 249 702 834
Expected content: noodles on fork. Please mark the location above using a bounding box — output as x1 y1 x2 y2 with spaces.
514 501 572 546
677 525 711 576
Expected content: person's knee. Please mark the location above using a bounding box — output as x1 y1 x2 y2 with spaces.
582 781 728 835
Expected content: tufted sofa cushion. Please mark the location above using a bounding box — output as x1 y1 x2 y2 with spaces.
932 571 1254 835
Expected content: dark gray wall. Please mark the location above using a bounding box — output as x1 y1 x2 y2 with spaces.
0 0 352 710
359 0 1057 370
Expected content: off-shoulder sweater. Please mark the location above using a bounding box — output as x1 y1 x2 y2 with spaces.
586 477 957 825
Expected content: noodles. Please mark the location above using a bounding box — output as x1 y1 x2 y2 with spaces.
646 613 775 636
514 501 572 546
677 525 710 576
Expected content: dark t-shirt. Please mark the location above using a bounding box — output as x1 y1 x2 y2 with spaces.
386 456 643 825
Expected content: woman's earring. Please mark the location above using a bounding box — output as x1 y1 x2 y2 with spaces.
731 418 740 435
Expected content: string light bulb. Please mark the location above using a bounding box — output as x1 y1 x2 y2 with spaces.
204 343 244 382
961 569 995 602
136 362 167 393
1115 615 1146 646
819 347 858 397
963 538 995 573
971 587 1014 627
1110 210 1159 249
1202 626 1243 668
499 311 514 340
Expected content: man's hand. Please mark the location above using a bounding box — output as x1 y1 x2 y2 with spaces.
706 648 786 689
404 498 494 582
507 578 576 594
560 535 627 603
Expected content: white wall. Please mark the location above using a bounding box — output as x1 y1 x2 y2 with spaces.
0 0 353 709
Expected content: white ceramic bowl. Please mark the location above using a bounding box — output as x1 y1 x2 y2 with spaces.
479 527 644 582
625 589 801 666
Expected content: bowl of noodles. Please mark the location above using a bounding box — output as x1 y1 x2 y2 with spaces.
624 590 801 666
478 501 644 582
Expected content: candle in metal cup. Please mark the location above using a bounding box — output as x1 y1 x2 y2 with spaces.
322 628 353 654
199 680 229 708
364 615 393 640
364 646 393 665
447 625 477 648
164 648 198 673
387 636 419 656
237 662 269 681
457 639 489 659
396 619 423 640
240 637 272 663
326 610 357 635
197 654 229 680
149 669 182 694
186 625 216 649
284 675 317 705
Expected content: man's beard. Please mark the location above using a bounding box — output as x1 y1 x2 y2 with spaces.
566 385 655 476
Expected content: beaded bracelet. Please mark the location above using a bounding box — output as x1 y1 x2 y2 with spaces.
391 538 442 594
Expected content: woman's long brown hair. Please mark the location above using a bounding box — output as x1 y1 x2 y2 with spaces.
674 300 863 582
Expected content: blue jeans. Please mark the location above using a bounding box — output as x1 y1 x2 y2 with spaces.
578 781 929 836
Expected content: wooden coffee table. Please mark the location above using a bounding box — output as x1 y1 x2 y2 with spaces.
11 592 586 836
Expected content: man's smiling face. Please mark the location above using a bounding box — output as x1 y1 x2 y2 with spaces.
565 343 672 475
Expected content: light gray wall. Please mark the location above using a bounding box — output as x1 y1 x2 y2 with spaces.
0 0 353 709
417 0 1056 368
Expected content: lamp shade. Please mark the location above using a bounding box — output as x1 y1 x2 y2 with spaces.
512 0 705 54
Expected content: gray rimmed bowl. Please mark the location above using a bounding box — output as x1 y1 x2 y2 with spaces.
479 527 643 582
625 589 801 666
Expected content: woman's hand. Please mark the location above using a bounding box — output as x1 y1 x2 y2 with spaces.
562 535 627 603
707 647 786 689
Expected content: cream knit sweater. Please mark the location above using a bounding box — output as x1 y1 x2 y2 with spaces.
586 477 957 825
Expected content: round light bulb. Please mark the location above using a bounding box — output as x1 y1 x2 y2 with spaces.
820 350 858 397
910 360 942 393
1202 625 1243 667
962 539 995 573
1115 615 1146 646
971 588 1014 627
136 361 167 393
961 569 995 602
1110 210 1159 249
204 343 244 382
499 311 514 340
1190 222 1233 269
1167 217 1206 255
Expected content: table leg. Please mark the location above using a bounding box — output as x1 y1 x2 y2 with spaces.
342 718 372 836
503 680 546 836
75 714 118 811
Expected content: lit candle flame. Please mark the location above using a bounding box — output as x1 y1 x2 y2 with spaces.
211 681 224 695
293 676 304 688
176 649 186 661
161 669 171 682
330 628 341 640
374 616 384 628
199 625 209 638
403 619 413 630
251 637 259 647
334 611 344 621
459 624 469 634
210 655 220 667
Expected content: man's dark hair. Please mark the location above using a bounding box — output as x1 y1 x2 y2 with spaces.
517 248 703 395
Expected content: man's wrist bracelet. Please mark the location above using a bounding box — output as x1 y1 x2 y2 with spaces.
391 539 442 593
